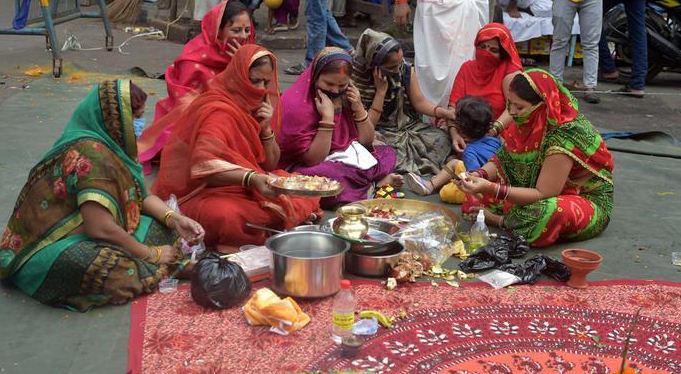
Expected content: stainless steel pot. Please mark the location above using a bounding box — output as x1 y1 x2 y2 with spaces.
266 231 350 298
345 242 404 277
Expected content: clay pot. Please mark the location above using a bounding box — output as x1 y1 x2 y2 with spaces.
561 249 603 289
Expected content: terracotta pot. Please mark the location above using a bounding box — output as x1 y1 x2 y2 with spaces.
561 249 603 289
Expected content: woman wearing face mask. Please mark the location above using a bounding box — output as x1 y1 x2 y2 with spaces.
448 24 523 156
0 80 205 311
279 47 402 209
152 45 322 250
456 69 614 247
351 29 455 179
138 1 255 175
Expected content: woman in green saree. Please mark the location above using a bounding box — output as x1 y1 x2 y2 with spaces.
0 80 205 311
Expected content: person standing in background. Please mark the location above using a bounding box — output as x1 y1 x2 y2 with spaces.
395 0 489 108
598 0 647 98
284 0 354 75
549 0 603 104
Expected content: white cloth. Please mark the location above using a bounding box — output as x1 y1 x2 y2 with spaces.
502 0 580 43
414 0 489 107
324 141 378 170
194 0 223 20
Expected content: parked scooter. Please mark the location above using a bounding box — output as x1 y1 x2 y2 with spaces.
602 0 681 82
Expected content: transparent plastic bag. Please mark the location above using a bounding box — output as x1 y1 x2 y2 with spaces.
166 194 205 262
477 270 522 289
397 212 457 266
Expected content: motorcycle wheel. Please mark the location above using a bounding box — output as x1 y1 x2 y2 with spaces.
604 8 667 83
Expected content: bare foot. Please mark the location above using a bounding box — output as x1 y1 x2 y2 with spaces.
378 173 404 188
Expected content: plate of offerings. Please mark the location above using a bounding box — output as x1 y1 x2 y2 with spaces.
269 175 343 197
357 199 460 226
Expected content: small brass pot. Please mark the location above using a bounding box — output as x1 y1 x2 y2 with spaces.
332 205 369 240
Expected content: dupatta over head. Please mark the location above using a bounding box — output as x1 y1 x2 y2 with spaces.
1 80 147 279
352 29 409 118
153 44 281 200
278 47 357 168
137 1 256 171
152 45 321 244
496 69 614 188
449 23 523 118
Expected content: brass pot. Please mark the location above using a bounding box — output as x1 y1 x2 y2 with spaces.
332 205 369 240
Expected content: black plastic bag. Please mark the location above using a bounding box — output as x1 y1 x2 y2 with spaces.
497 255 571 284
458 234 530 273
191 253 252 309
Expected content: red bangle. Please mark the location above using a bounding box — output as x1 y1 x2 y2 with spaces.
472 168 489 180
395 0 408 4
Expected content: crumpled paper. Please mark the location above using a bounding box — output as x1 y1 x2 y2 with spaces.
243 288 311 335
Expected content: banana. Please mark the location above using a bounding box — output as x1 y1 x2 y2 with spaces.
360 310 393 328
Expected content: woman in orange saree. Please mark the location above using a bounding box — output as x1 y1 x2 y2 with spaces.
152 45 322 249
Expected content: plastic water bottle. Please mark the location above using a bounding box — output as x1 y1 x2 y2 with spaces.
469 209 490 253
331 279 355 344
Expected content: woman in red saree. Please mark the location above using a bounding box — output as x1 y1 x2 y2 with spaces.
152 45 322 249
138 1 255 174
448 23 523 154
458 69 614 247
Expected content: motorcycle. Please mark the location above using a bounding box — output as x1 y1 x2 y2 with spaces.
602 0 681 83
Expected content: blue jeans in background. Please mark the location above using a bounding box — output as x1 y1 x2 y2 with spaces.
305 0 353 65
598 0 648 89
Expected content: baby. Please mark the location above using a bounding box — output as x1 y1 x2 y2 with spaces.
406 96 501 195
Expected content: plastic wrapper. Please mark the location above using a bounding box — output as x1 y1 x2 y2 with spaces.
498 255 570 284
191 253 252 309
458 234 529 272
478 270 522 289
353 317 379 336
397 212 457 265
166 194 205 262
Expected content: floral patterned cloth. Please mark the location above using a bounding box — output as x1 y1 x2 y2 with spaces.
129 280 681 373
0 80 173 311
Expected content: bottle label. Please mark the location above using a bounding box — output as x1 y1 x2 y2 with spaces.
332 312 354 331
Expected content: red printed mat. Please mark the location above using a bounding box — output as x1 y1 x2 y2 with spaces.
128 280 681 373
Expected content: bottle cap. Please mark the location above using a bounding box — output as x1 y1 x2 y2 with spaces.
340 279 351 289
476 209 485 223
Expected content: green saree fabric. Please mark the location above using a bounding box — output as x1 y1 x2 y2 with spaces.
470 69 614 247
1 80 173 310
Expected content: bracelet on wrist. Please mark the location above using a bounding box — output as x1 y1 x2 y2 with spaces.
433 105 441 118
245 171 258 188
370 106 383 114
260 131 276 142
241 170 256 188
163 209 176 227
319 120 335 128
354 111 370 123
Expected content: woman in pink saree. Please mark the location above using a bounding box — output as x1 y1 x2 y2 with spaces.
137 1 255 174
279 47 401 209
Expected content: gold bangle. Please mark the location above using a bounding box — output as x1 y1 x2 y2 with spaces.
163 209 175 227
260 132 276 142
318 120 335 127
355 111 369 123
317 127 334 132
146 246 161 264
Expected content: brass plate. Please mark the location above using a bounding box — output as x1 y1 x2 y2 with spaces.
355 198 461 227
269 177 343 197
